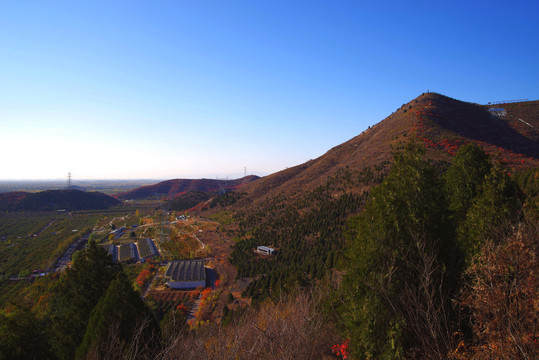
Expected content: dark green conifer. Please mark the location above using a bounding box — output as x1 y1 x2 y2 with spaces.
341 142 457 359
76 272 159 360
0 307 54 360
48 240 121 360
444 143 491 222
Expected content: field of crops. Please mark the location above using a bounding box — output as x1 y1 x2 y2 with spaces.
147 289 197 302
0 212 100 276
147 290 196 320
0 209 136 307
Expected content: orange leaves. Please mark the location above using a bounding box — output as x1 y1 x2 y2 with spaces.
135 267 153 288
200 288 212 302
140 217 153 225
455 225 538 359
176 303 188 315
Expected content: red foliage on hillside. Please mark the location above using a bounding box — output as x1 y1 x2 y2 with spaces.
0 191 29 204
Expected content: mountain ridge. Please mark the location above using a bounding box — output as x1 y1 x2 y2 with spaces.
0 189 121 211
208 93 538 211
115 175 260 201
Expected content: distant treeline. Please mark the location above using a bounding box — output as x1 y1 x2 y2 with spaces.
0 190 120 211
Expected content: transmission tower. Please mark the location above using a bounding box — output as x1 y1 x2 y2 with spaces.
66 172 72 190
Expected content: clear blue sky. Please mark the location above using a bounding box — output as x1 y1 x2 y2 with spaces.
1 0 537 180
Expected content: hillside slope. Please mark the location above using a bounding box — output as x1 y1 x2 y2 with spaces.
224 93 538 210
207 92 537 316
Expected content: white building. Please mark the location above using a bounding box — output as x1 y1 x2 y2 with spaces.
257 246 275 256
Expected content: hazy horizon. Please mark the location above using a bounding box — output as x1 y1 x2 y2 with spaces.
0 174 259 182
2 1 537 180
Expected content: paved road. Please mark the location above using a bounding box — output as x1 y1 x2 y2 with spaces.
193 234 205 250
49 234 90 273
35 219 55 237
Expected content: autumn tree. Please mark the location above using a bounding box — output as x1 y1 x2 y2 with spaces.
453 222 538 359
157 290 337 360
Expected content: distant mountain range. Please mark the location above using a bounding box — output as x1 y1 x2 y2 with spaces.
115 175 260 201
116 93 538 213
5 93 535 214
0 189 121 211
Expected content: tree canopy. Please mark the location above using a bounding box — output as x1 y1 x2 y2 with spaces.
76 272 159 360
444 142 491 222
445 143 523 262
0 307 54 360
341 142 458 359
48 241 121 360
339 142 527 359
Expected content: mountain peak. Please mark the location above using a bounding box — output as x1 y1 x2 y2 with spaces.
214 93 538 210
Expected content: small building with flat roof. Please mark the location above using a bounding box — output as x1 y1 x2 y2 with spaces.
257 246 275 256
165 260 206 290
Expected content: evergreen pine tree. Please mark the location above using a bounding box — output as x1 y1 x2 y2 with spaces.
341 142 457 359
76 272 159 360
0 307 54 360
48 241 121 360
